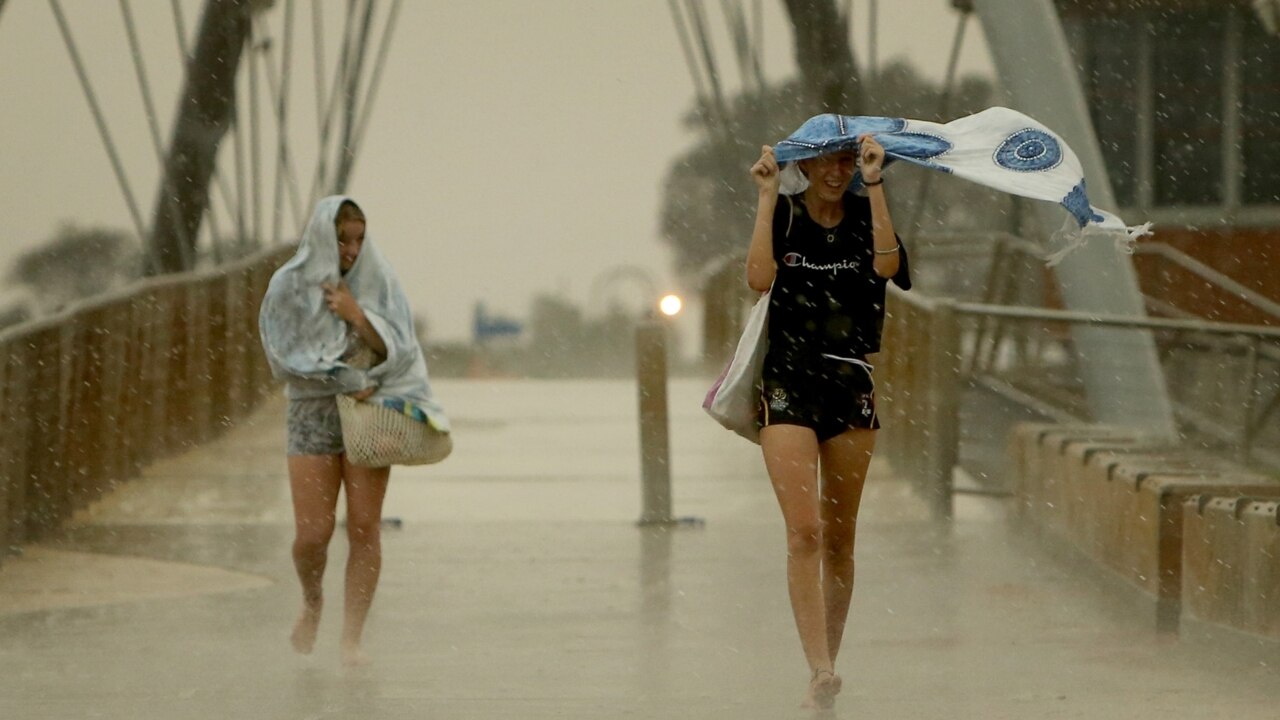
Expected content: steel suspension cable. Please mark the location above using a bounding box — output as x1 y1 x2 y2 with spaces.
263 0 303 243
169 0 189 59
248 17 263 243
48 0 154 268
746 0 765 93
720 0 764 95
232 57 249 248
120 0 207 266
911 7 970 229
684 0 731 132
666 0 714 116
167 0 242 250
936 9 970 120
868 0 878 85
311 1 327 137
308 0 361 205
345 0 403 187
333 0 376 193
719 0 747 86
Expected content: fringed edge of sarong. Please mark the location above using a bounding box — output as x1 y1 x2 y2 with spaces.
1044 219 1154 267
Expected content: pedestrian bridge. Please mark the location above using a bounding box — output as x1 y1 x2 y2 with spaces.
0 249 1278 718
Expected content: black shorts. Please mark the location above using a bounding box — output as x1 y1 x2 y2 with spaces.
759 360 880 442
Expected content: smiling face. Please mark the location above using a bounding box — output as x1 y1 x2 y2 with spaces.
334 202 366 273
799 149 858 203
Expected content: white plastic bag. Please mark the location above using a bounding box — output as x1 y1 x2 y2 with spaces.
702 289 769 444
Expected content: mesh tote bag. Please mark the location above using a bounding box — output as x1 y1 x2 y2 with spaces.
336 395 452 467
336 340 451 468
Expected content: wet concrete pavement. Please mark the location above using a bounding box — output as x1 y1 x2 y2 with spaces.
1 378 1278 719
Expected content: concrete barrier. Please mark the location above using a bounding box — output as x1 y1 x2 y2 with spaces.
1007 422 1280 635
1103 470 1277 630
1101 464 1238 578
1241 499 1280 639
1062 441 1172 556
1183 496 1249 631
1011 424 1139 533
1008 422 1061 519
1184 495 1280 640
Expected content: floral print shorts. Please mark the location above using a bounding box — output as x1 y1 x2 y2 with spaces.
286 396 345 456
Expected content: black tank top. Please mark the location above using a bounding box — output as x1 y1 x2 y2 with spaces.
764 193 911 380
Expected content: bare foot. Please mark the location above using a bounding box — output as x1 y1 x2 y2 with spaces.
340 644 371 668
290 601 322 655
801 668 840 710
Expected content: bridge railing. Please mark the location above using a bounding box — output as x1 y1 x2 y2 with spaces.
0 245 293 560
877 285 1280 519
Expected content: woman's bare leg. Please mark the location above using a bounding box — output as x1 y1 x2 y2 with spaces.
818 428 875 667
287 454 344 654
338 458 391 666
761 424 837 708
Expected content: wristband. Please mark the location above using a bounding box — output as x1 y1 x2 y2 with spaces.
863 177 883 186
874 243 900 255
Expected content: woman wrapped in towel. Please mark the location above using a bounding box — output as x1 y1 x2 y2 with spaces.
260 196 449 666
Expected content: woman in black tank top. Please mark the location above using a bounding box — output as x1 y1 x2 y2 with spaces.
745 133 909 710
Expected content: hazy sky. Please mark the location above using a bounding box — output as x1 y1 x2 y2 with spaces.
0 0 993 342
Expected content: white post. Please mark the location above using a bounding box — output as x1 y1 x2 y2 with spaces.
971 0 1177 436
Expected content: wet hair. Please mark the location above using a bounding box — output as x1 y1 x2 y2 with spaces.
335 200 365 226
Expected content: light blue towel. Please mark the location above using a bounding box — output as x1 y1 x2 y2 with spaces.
259 195 449 432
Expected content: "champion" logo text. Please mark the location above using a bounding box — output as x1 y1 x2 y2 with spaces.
781 253 859 274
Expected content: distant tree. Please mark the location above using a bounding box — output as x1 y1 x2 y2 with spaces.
661 81 811 284
868 59 995 120
7 225 142 313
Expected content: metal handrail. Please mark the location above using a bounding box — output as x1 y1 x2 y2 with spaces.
891 275 1280 340
912 230 1280 347
951 300 1280 341
919 231 1280 323
0 242 293 345
1132 242 1280 322
878 284 1280 518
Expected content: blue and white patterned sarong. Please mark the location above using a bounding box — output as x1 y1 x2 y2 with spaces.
773 106 1151 265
